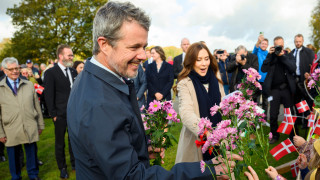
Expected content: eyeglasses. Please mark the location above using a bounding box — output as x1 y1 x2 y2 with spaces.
6 67 20 72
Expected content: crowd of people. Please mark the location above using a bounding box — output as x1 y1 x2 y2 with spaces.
0 1 320 180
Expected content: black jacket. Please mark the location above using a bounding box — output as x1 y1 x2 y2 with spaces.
67 59 215 179
227 52 259 92
289 46 315 82
173 54 183 79
146 61 174 106
133 64 147 108
44 64 77 118
261 53 296 96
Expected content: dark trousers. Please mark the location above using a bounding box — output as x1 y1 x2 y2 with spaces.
7 142 39 180
256 82 269 120
269 88 297 139
0 142 4 156
54 116 75 170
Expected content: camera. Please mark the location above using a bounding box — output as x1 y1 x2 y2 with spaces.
240 54 245 60
274 46 283 55
217 50 224 55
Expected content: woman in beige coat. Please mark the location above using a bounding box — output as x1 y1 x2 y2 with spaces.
175 42 225 164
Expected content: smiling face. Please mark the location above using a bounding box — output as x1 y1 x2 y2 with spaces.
4 63 20 81
99 21 148 79
193 49 210 76
59 48 74 67
260 40 269 51
76 63 84 74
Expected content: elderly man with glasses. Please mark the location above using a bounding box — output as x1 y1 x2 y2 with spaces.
0 57 44 180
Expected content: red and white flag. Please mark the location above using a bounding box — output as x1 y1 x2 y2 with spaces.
313 120 320 136
277 117 297 135
295 100 310 113
34 83 44 95
291 162 299 178
270 139 297 160
284 108 295 122
308 113 316 127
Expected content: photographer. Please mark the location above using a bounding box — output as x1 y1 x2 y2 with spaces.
217 50 232 94
261 36 296 144
227 45 259 92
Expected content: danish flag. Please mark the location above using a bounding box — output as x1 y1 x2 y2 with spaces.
290 162 299 177
308 113 316 127
295 100 310 113
270 139 297 161
313 119 320 136
284 108 295 122
34 83 44 95
277 117 297 135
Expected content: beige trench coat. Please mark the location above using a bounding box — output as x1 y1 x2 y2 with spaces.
175 74 225 163
0 78 44 147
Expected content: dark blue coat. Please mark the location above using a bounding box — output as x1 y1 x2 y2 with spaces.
146 61 174 106
133 64 147 108
67 59 215 179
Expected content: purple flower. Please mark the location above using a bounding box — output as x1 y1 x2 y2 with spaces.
246 89 253 96
308 79 316 89
140 105 145 112
210 105 220 116
148 100 162 113
162 100 173 111
166 108 177 121
200 160 206 173
268 132 273 140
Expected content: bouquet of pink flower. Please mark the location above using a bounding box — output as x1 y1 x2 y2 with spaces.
236 68 262 100
198 92 271 178
141 100 180 166
307 68 320 107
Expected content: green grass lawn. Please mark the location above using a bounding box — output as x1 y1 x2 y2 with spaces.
0 119 304 180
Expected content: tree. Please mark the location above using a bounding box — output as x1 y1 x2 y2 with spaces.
311 0 320 50
2 0 107 64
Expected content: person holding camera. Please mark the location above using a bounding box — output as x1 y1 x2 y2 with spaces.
289 34 315 129
227 45 259 92
261 36 296 144
217 50 232 94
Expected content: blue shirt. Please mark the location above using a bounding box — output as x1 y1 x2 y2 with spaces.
218 59 232 85
7 77 20 89
253 46 268 82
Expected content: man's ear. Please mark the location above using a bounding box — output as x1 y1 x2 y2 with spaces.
97 37 112 55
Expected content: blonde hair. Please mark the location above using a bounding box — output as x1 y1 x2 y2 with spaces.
309 145 320 169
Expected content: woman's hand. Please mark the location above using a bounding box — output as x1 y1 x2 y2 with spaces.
265 166 278 179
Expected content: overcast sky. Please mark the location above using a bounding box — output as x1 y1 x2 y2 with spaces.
0 0 318 53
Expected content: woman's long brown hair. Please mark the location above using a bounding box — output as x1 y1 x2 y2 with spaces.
177 42 222 84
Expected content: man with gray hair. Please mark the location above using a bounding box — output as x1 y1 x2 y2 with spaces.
67 1 241 180
0 57 44 180
227 45 259 92
173 37 190 79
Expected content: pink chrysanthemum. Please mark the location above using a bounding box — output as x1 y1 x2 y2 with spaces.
200 160 206 173
148 100 162 114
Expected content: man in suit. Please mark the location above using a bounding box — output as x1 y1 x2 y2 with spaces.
142 48 153 71
289 34 315 128
261 36 296 144
0 57 44 180
227 45 259 92
133 64 147 108
44 44 77 179
67 2 241 179
173 38 190 79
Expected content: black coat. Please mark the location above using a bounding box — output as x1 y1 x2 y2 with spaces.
67 59 215 179
173 54 183 79
289 46 315 82
133 64 147 108
44 64 77 118
261 53 296 96
227 52 259 92
146 61 174 106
